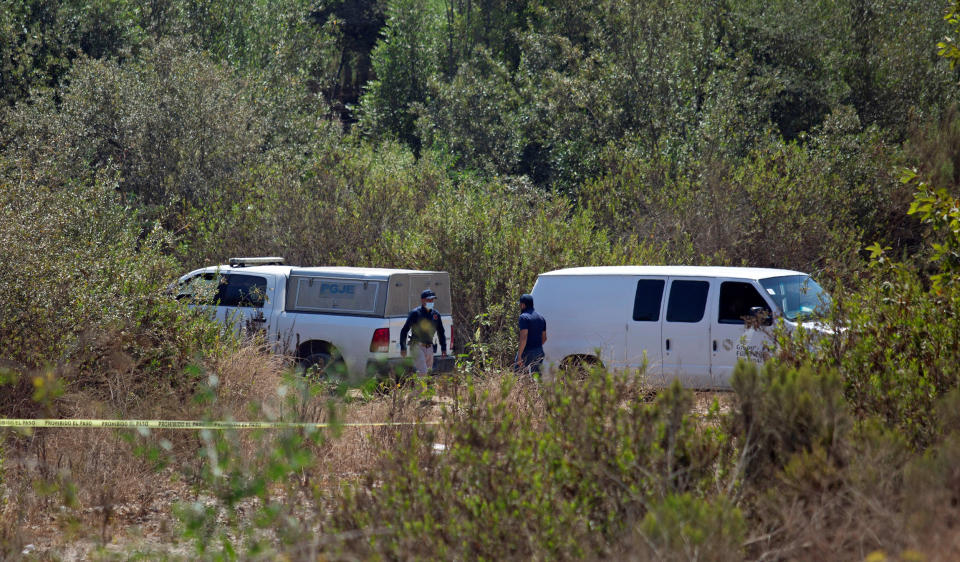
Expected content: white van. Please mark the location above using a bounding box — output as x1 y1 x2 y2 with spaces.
530 266 830 389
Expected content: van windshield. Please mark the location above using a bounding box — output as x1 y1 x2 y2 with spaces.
759 275 830 321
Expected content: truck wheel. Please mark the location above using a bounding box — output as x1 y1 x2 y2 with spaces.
300 352 346 383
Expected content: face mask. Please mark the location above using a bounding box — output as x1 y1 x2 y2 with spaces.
425 301 435 310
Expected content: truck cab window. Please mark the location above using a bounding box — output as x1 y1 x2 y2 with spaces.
632 279 665 321
666 280 709 323
219 275 267 308
718 282 770 324
177 273 219 304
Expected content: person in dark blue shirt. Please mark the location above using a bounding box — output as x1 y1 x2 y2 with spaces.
400 289 447 374
516 293 547 374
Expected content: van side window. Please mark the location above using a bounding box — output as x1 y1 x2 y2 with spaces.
718 282 770 324
218 275 267 308
632 279 665 321
666 280 709 323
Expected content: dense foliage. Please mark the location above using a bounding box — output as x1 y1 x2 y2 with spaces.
3 0 956 357
4 0 960 559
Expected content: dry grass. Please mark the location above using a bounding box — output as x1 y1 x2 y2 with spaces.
0 344 289 557
1 343 468 557
1 426 191 557
4 350 960 561
207 342 288 418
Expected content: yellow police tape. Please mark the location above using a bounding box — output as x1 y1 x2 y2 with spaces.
0 419 439 430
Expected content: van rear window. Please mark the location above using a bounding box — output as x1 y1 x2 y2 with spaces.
290 277 381 314
633 279 665 321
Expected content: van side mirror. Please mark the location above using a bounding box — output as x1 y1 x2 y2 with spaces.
748 306 773 327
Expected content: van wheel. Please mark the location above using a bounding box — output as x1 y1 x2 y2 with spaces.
561 355 598 380
300 352 346 383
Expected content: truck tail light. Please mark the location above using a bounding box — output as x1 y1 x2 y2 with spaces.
370 328 390 353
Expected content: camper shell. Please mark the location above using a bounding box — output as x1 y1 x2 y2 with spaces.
284 268 452 318
176 262 454 379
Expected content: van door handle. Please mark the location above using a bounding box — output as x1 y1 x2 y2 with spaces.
665 339 671 351
713 340 717 352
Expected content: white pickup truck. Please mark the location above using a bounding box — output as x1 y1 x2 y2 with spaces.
176 258 454 379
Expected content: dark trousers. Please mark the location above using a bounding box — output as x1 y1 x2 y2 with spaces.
519 347 545 374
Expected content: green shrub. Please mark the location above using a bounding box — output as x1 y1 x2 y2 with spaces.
729 361 850 486
902 392 960 541
102 368 332 560
359 0 444 148
327 370 728 560
639 493 745 562
0 0 148 106
6 40 266 218
779 168 960 447
728 360 917 558
0 156 224 415
185 135 442 267
581 123 898 274
825 267 960 446
417 48 527 176
747 424 911 560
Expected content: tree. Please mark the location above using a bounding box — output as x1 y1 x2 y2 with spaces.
359 0 444 150
0 0 146 106
310 0 387 118
2 39 266 225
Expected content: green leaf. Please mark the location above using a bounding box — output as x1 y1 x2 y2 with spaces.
865 242 891 259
